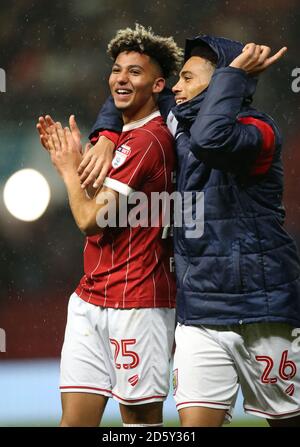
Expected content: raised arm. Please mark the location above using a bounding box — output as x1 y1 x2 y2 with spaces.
189 44 286 173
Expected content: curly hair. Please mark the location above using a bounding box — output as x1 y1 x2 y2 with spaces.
107 23 183 78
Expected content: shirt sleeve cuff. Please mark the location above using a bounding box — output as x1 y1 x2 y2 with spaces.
103 177 135 197
89 130 120 146
100 130 120 146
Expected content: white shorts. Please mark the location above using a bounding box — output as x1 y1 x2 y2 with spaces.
173 322 300 420
60 293 175 405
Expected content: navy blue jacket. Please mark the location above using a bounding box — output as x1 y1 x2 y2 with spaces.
91 36 300 327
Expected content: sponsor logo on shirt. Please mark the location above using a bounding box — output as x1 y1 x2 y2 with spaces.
112 144 131 169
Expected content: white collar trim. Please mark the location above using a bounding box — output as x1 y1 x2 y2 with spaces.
122 110 161 132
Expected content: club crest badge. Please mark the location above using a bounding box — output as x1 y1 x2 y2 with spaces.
112 144 131 169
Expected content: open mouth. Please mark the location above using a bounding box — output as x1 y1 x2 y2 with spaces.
115 89 133 97
175 98 187 105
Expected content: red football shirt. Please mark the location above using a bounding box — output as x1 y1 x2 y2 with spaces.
76 111 176 309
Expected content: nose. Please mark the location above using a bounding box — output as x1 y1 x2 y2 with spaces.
172 79 182 94
116 70 129 85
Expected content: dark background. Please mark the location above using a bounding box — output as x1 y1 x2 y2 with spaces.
1 0 300 360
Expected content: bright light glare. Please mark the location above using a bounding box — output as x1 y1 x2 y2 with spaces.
3 169 51 222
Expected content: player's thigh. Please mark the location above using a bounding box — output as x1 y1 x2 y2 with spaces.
173 323 238 425
267 415 300 427
119 401 163 425
60 392 108 427
179 406 227 427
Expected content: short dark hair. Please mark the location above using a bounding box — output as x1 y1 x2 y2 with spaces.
107 23 183 78
189 43 218 67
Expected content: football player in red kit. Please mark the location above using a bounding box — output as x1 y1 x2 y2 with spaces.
38 24 182 427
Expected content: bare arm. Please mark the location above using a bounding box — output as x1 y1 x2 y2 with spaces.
63 171 118 236
48 123 118 236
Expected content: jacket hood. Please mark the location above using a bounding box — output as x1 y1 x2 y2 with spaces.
185 35 243 67
172 34 258 127
184 34 257 99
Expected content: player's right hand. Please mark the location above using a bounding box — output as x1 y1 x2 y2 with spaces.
78 136 115 189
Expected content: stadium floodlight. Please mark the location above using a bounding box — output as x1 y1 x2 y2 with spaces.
3 169 51 222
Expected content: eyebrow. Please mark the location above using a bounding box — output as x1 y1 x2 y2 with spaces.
112 63 144 71
180 70 193 77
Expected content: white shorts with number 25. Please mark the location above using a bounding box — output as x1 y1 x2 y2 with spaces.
60 293 175 405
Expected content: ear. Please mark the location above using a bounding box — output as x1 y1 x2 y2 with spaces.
152 77 165 94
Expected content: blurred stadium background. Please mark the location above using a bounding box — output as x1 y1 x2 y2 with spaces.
0 0 299 427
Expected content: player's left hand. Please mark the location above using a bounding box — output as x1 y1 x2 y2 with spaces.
230 43 287 75
48 122 82 178
78 136 115 189
36 115 55 150
37 114 82 153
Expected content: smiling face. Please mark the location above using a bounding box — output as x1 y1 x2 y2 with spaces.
109 51 165 123
172 56 215 105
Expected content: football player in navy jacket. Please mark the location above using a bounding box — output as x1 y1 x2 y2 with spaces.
39 34 300 427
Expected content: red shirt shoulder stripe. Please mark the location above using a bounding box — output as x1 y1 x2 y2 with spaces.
238 116 276 176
